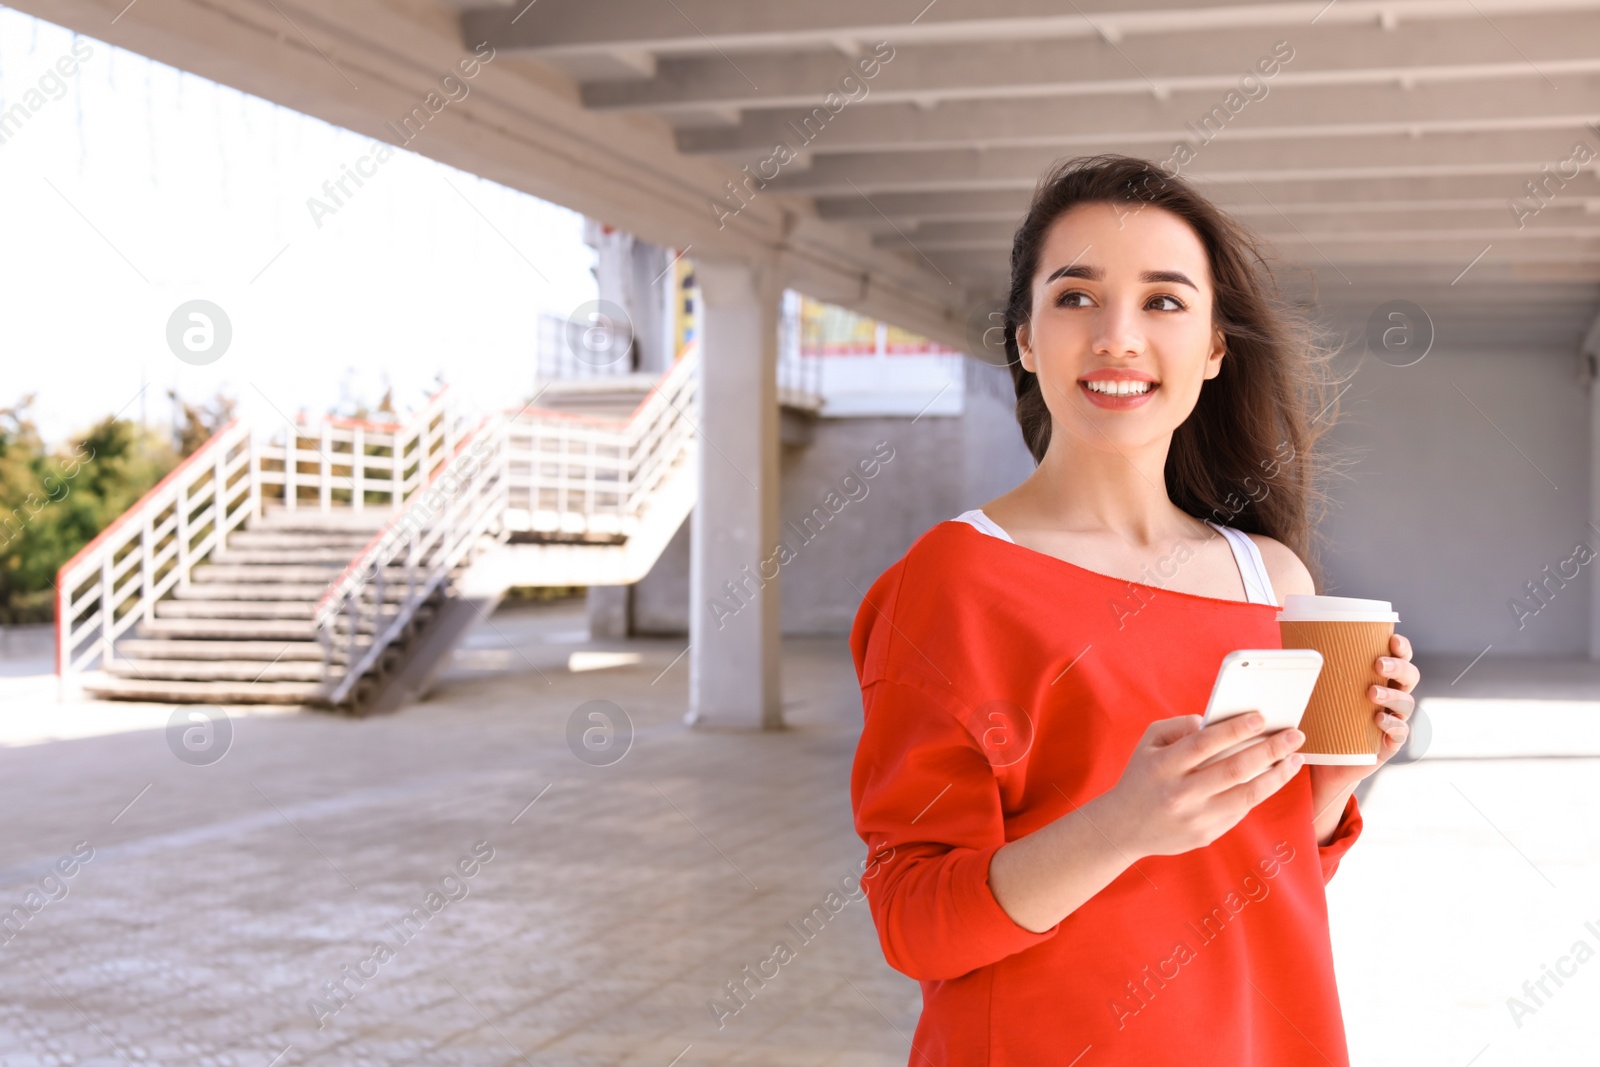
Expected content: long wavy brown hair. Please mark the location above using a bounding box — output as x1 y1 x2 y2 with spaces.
1003 153 1347 587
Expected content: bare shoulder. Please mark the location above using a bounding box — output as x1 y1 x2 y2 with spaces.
1243 532 1315 602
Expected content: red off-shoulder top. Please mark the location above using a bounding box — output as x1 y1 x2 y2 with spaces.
849 520 1362 1066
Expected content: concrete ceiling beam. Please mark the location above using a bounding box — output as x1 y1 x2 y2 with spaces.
460 0 1600 60
677 76 1600 158
770 129 1600 196
879 208 1600 248
812 175 1600 223
575 13 1600 115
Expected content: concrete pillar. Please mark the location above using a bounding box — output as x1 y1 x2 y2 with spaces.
1589 342 1600 660
688 258 783 728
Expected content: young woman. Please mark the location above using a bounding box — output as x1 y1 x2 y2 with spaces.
848 155 1420 1066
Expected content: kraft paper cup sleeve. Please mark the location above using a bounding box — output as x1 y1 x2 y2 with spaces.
1279 619 1394 764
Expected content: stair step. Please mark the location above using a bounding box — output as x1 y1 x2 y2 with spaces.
156 601 314 620
192 564 347 583
252 510 395 532
136 618 318 641
536 399 648 419
106 659 324 682
213 547 369 565
136 614 403 641
225 531 381 551
118 639 324 661
536 377 655 419
173 583 407 602
81 674 324 704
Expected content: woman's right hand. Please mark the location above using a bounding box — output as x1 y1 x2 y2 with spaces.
1096 713 1305 860
990 712 1306 933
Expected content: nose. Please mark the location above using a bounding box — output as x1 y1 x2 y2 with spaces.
1091 298 1147 360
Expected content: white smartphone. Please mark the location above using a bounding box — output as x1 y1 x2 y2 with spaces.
1198 649 1324 768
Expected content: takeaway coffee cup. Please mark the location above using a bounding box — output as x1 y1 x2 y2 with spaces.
1277 594 1400 765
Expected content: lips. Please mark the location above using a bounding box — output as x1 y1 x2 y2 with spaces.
1079 371 1159 410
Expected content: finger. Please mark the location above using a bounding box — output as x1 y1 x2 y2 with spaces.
1170 712 1268 767
1375 715 1409 768
1191 728 1304 796
1390 632 1414 660
1143 714 1204 748
1217 748 1305 812
1369 684 1415 721
1376 710 1410 748
1377 655 1420 693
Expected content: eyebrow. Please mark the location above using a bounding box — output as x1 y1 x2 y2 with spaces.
1043 264 1199 291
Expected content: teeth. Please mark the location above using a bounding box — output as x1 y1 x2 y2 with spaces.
1084 379 1153 396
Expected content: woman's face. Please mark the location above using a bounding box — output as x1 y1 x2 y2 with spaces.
1017 200 1226 455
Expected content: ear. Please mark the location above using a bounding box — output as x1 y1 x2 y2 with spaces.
1017 320 1036 373
1203 327 1226 380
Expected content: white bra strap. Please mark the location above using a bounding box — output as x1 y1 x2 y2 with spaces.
953 509 1016 543
1205 521 1278 606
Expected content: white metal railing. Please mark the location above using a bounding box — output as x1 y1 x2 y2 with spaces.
313 417 511 705
55 348 701 703
777 296 824 405
55 420 255 680
504 345 698 537
253 387 463 511
777 349 823 405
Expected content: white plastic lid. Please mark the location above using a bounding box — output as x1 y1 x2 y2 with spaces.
1277 593 1399 623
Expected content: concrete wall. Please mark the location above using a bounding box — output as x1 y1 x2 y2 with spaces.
1315 341 1591 657
772 413 959 633
632 518 691 634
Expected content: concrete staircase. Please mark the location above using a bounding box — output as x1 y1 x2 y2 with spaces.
59 348 700 713
82 511 398 705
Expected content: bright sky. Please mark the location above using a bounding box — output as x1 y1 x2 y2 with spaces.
0 7 598 446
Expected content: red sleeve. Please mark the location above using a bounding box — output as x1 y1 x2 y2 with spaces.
850 677 1061 981
1317 792 1363 884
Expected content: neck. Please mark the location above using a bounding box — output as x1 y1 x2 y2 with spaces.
1020 421 1199 545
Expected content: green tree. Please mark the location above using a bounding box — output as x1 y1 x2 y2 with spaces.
0 398 177 623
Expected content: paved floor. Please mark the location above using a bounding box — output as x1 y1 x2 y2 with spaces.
2 606 1599 1066
2 604 920 1067
1333 652 1600 1067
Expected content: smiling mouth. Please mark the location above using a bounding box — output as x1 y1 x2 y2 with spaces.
1081 379 1157 397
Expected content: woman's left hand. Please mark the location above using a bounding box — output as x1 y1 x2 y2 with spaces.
1308 633 1420 832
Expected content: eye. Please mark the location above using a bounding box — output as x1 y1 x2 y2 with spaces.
1149 294 1187 312
1055 289 1092 308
